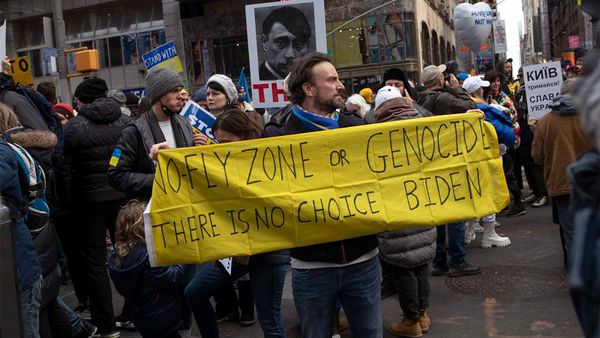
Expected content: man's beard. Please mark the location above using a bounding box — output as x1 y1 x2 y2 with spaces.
316 92 345 113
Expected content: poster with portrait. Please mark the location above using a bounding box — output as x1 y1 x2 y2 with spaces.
245 0 326 108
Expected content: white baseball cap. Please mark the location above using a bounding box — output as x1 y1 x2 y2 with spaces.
375 85 402 109
462 76 490 93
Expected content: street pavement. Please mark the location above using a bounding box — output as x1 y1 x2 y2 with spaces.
60 199 584 338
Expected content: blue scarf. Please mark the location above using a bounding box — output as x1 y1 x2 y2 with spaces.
292 105 339 131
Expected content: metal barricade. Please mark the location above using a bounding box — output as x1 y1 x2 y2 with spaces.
0 200 23 338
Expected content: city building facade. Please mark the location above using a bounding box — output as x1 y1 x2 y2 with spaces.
1 0 457 102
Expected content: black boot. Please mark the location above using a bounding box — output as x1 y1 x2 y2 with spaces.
237 280 255 327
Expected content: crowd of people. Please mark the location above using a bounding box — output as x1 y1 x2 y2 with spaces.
0 47 598 338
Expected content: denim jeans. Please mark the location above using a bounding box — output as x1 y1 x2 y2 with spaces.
250 264 288 338
292 256 382 338
20 275 42 338
434 222 466 268
553 194 575 267
57 296 83 332
185 262 288 338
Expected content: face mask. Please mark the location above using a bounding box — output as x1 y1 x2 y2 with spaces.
161 105 177 116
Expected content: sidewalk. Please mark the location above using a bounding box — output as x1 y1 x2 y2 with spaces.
60 203 583 337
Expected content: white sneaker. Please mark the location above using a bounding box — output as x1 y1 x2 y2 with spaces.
481 221 511 248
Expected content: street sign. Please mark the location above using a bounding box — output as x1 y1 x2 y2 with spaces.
8 56 33 87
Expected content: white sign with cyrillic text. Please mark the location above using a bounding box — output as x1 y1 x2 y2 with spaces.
523 61 563 120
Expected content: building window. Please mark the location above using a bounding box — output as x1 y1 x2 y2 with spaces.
327 12 416 69
122 34 138 64
108 36 123 67
191 40 211 85
431 30 439 65
421 22 431 66
213 36 249 80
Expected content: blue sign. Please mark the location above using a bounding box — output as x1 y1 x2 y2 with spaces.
180 101 217 143
122 87 146 99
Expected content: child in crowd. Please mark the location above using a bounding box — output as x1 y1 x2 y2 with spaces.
109 200 184 338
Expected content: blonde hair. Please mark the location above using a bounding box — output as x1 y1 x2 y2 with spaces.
115 200 147 261
0 102 21 133
346 94 371 117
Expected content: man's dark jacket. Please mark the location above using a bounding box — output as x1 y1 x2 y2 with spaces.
107 111 193 200
265 111 379 264
63 97 130 204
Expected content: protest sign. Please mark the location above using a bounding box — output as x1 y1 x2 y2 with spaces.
144 113 509 266
142 41 184 73
180 100 217 144
523 61 563 120
245 0 326 108
7 56 33 87
493 19 507 53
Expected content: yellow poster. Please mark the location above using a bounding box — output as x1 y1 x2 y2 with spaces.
145 113 509 266
8 56 33 87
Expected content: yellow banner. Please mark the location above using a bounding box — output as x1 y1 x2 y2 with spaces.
145 113 509 266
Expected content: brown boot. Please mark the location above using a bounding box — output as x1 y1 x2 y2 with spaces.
388 318 423 337
418 311 430 333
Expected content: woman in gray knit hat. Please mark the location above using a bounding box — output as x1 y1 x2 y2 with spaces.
206 74 239 116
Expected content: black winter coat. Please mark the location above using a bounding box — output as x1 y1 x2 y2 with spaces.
265 111 379 264
107 112 194 200
0 74 50 131
109 245 183 338
63 97 130 203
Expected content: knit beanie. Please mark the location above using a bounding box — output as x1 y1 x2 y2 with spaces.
74 78 108 104
106 89 127 104
375 85 403 109
145 67 183 103
383 68 407 85
206 74 238 104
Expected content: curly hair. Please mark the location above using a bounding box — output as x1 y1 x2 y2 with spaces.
114 200 147 262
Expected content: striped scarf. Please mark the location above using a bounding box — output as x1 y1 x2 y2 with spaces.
292 105 339 131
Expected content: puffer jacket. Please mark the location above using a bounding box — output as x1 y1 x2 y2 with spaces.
63 97 130 203
379 227 437 268
107 111 194 200
109 245 183 338
475 103 516 147
416 87 476 116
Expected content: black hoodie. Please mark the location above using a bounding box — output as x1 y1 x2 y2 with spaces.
109 245 183 338
62 97 131 203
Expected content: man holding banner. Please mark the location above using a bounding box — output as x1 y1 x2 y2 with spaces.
108 67 203 199
265 52 383 337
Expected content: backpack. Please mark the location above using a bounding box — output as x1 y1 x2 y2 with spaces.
6 141 50 238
